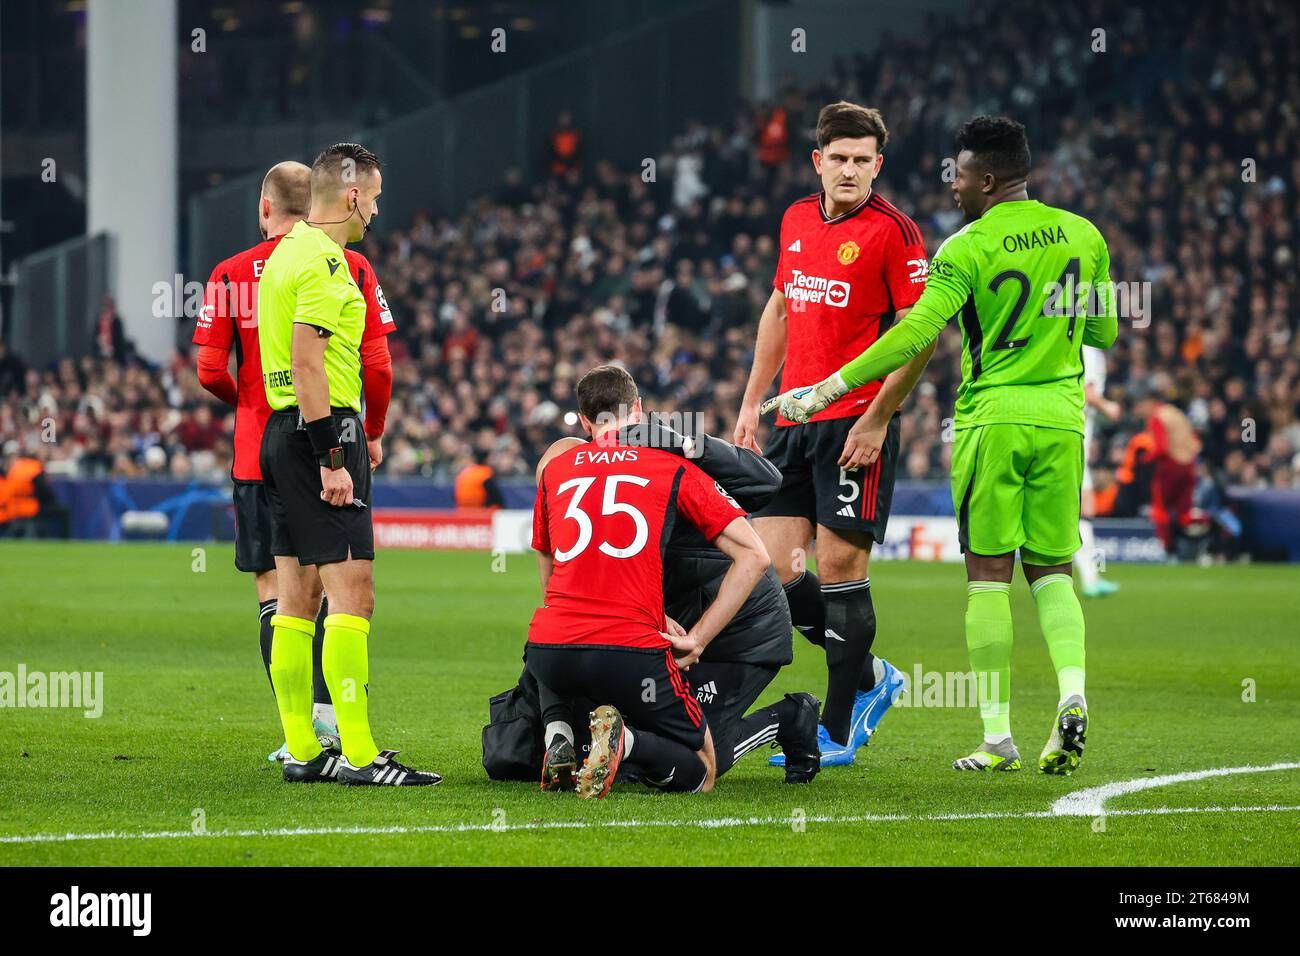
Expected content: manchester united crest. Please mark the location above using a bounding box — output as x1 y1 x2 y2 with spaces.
836 240 861 265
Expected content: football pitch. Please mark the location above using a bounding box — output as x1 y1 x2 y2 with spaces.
1 541 1297 867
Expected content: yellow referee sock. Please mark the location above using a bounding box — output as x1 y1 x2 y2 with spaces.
269 614 322 761
322 613 380 767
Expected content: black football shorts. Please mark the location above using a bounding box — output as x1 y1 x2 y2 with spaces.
525 643 707 753
231 479 275 573
260 408 374 566
755 413 900 543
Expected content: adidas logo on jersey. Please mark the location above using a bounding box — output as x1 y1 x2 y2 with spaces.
836 503 856 518
696 680 718 704
787 239 801 252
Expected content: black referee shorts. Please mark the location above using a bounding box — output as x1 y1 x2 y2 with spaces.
525 643 707 752
260 408 374 567
755 413 901 543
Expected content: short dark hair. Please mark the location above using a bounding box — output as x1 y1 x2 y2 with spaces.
816 101 889 150
576 364 638 424
311 142 382 198
957 116 1031 182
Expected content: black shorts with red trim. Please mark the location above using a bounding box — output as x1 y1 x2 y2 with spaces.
524 642 706 752
231 479 275 574
755 413 900 542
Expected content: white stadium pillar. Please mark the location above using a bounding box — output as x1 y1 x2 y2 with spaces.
86 0 178 362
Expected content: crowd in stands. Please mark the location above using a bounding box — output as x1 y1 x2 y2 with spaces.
2 0 1297 501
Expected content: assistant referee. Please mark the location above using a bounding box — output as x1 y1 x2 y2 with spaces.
257 142 439 786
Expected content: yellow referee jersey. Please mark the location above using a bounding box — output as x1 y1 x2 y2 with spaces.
257 219 366 412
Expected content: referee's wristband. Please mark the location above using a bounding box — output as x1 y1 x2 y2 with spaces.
305 416 342 460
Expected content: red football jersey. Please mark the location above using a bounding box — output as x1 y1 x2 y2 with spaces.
528 441 746 650
193 238 395 480
773 190 928 424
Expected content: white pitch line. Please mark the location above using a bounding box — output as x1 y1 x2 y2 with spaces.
1051 761 1300 817
4 803 1300 846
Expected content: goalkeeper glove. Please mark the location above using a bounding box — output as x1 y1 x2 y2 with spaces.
760 371 849 424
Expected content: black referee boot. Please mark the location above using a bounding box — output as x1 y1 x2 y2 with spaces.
283 749 343 783
280 733 340 785
336 749 442 786
776 693 822 784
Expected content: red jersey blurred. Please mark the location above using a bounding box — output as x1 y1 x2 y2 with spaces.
528 440 745 650
773 190 928 424
1147 404 1199 549
193 238 395 480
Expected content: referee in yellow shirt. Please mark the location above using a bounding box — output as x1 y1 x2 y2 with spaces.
258 143 439 786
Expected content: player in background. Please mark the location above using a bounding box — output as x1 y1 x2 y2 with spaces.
194 160 397 761
1076 346 1121 596
733 102 931 767
767 117 1118 775
529 365 770 798
1133 390 1203 557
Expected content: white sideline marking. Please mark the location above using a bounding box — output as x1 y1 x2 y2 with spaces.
1051 761 1300 817
4 803 1300 846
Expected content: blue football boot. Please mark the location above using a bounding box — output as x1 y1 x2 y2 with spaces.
847 658 906 750
769 723 856 768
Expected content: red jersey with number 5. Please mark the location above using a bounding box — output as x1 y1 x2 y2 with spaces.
529 440 745 649
773 189 928 424
193 237 395 480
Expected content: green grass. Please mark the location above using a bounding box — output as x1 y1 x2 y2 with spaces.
1 542 1297 866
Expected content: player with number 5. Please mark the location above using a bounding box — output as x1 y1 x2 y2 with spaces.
765 117 1118 776
735 102 931 769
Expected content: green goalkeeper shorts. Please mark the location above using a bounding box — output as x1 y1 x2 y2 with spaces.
950 423 1083 564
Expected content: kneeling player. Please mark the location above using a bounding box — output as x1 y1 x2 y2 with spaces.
628 416 821 782
527 366 771 798
523 413 820 788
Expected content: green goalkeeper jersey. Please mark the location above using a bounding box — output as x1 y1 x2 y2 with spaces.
838 199 1118 433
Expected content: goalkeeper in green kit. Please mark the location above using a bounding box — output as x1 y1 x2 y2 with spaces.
765 117 1118 775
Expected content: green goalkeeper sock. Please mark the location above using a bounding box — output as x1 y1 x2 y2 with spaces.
1031 572 1086 704
965 581 1014 740
269 614 321 762
322 613 380 767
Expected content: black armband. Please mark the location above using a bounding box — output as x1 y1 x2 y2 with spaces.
305 415 342 461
